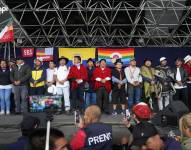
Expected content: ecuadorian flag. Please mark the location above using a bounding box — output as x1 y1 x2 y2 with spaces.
59 48 96 66
98 48 135 66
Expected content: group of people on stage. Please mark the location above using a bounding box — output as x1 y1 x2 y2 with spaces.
0 54 191 115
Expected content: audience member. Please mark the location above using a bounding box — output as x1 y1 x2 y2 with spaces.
85 58 96 108
123 102 152 132
29 58 46 95
54 57 70 113
155 57 174 111
179 113 191 150
5 116 40 150
0 60 12 115
172 57 188 106
93 59 111 114
124 58 142 109
27 128 70 150
132 122 182 150
10 57 31 114
68 56 88 112
70 105 112 150
111 59 128 116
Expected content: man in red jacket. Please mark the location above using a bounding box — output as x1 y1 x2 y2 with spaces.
93 59 111 114
68 56 88 112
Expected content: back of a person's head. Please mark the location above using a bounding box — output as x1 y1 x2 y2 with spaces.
179 113 191 136
21 116 40 137
85 105 101 124
27 128 65 150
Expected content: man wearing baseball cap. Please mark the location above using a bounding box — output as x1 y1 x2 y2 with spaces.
123 102 152 132
183 55 191 110
155 57 174 111
132 122 181 150
29 58 46 95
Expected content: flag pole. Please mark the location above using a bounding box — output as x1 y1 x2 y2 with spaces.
4 43 7 59
8 42 10 60
13 41 16 58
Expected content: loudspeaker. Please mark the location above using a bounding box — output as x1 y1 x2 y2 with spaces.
152 101 189 126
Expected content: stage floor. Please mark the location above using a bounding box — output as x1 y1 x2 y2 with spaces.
0 114 179 147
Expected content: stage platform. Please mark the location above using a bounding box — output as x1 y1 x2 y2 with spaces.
0 114 179 148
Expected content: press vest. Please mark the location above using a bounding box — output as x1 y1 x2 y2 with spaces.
82 123 112 150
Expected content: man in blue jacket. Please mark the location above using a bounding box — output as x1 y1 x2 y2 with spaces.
5 116 40 150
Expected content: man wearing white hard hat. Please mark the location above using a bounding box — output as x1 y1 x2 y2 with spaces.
29 58 46 95
183 55 191 110
155 57 174 111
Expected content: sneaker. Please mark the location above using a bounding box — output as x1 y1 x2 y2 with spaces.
121 110 126 116
112 110 117 117
6 111 10 115
0 110 5 115
125 109 131 118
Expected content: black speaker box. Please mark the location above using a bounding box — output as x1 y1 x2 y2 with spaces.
152 101 189 126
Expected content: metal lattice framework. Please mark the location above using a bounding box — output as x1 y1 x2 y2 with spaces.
1 0 191 47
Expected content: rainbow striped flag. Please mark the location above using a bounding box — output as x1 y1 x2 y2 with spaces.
98 48 135 66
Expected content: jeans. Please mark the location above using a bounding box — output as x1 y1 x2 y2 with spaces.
0 88 12 111
14 85 28 113
128 84 141 109
85 92 96 108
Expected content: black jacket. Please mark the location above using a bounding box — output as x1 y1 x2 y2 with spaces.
10 64 31 86
0 69 11 85
172 66 188 86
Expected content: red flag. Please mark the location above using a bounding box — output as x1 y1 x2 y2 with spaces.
0 23 14 43
21 48 34 57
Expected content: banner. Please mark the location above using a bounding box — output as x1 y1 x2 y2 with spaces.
0 22 14 43
59 48 96 65
21 48 34 58
98 48 135 66
36 47 53 61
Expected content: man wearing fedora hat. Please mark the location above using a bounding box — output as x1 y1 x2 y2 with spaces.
54 57 70 113
183 55 191 110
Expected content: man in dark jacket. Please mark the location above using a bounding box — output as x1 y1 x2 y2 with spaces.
70 105 112 150
5 116 40 150
132 122 182 150
172 57 188 107
10 57 31 114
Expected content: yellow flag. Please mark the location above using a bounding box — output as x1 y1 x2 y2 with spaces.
59 48 96 62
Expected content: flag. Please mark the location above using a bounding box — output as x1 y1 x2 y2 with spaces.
21 48 34 58
98 48 135 66
36 47 54 61
0 22 14 43
59 48 96 66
